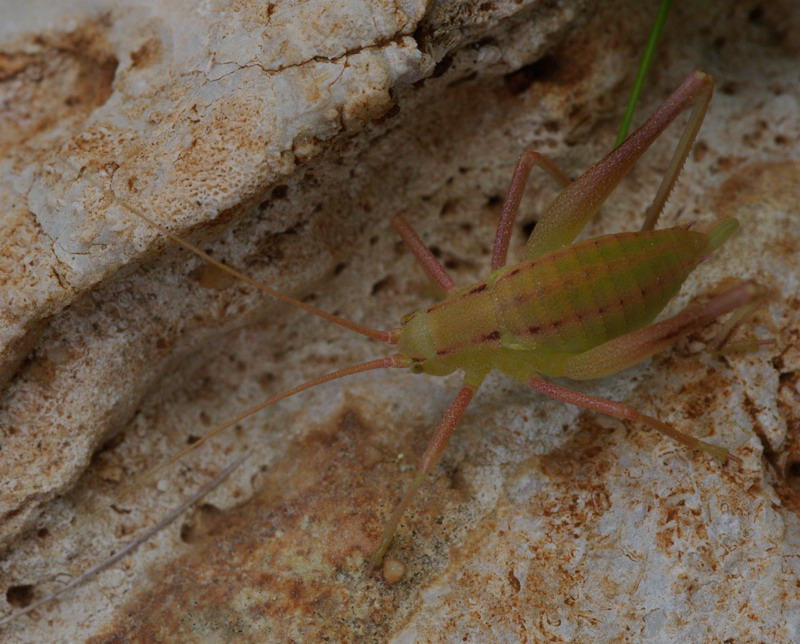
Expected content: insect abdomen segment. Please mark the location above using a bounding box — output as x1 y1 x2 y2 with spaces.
493 227 711 350
398 222 737 378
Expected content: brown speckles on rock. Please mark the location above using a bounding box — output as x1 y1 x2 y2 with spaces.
129 37 162 69
89 411 426 641
0 21 117 153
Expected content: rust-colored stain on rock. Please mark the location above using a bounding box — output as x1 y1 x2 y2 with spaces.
90 411 434 642
2 1 800 642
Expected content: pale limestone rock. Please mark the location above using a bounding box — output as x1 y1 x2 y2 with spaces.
1 0 798 642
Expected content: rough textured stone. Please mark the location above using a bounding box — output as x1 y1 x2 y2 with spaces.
1 0 798 642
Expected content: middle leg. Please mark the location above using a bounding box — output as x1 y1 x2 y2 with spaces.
393 215 457 293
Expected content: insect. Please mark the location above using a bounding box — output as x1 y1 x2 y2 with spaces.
0 68 762 628
85 69 758 571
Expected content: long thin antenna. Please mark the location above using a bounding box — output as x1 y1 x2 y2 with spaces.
68 163 398 344
117 353 410 499
0 452 249 630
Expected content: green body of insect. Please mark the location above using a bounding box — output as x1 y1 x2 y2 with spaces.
399 221 738 381
362 69 759 568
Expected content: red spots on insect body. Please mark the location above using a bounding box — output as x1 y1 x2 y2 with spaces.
427 228 711 359
434 327 503 359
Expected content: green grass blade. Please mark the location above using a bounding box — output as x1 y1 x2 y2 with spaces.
614 0 674 148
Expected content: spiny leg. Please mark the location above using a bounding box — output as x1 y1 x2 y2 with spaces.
491 151 571 271
714 337 774 356
392 215 458 293
710 287 770 353
640 70 712 231
525 70 714 260
558 280 760 381
368 374 485 571
527 376 737 463
526 280 762 462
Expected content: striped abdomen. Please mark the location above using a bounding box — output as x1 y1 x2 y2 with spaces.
490 228 709 354
397 226 727 376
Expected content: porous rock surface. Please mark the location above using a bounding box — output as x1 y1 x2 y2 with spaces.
1 0 798 642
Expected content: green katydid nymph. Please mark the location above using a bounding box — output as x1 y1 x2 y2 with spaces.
74 69 759 573
0 70 762 630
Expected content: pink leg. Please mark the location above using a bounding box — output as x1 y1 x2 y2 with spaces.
392 215 457 293
527 376 739 463
525 71 714 260
491 151 571 271
710 288 768 352
558 281 760 381
368 376 483 571
523 281 763 463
